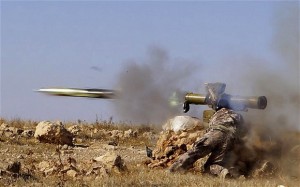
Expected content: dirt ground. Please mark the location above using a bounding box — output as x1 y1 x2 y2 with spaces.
0 118 299 187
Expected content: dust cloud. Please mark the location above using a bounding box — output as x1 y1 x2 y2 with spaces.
113 47 198 124
230 3 299 178
244 3 299 133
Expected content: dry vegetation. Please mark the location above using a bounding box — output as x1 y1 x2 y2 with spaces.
0 118 299 187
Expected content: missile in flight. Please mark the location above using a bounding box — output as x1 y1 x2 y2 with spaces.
36 87 118 99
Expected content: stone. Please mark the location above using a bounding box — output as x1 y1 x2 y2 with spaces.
34 121 74 145
1 126 19 137
4 131 13 137
66 169 78 178
61 144 69 150
93 152 126 171
111 130 123 139
0 123 8 130
142 132 154 139
103 144 117 151
148 119 206 168
68 125 81 135
93 128 99 134
17 155 24 159
86 162 109 177
44 167 56 175
124 129 137 138
162 116 204 133
4 127 23 135
38 161 51 172
75 138 83 143
22 130 35 138
220 168 229 180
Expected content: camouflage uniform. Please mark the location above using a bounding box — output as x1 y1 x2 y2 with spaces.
169 108 244 177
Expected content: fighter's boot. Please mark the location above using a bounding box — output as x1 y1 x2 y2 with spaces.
219 168 230 180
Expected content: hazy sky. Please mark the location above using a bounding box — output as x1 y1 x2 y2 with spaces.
1 1 299 124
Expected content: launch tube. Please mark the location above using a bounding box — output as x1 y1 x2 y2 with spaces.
184 93 267 111
185 93 207 105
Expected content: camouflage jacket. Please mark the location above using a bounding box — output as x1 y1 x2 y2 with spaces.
208 108 244 134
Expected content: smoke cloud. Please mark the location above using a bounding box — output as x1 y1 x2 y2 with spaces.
112 3 298 178
113 47 198 124
114 2 300 131
230 3 299 178
243 3 299 132
113 4 299 132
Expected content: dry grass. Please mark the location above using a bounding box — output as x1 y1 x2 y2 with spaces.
0 118 299 187
9 167 297 187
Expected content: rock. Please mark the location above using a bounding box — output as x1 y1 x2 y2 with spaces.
44 167 56 176
0 125 23 137
142 132 154 139
0 123 8 130
5 127 23 135
66 169 78 178
22 130 34 138
6 161 21 173
148 119 206 168
61 150 74 156
17 155 24 159
93 152 126 172
68 125 81 135
124 129 137 138
103 130 112 136
86 164 108 177
103 144 117 151
111 130 123 139
162 116 204 133
179 131 188 138
164 146 177 157
6 127 15 133
3 131 13 137
61 144 69 150
38 161 51 172
34 121 74 145
93 128 99 134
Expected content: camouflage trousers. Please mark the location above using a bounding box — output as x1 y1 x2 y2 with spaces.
169 129 235 176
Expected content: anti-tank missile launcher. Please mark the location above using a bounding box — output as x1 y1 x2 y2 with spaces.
183 83 267 113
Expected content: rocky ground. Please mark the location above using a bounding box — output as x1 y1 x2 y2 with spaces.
0 118 299 187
